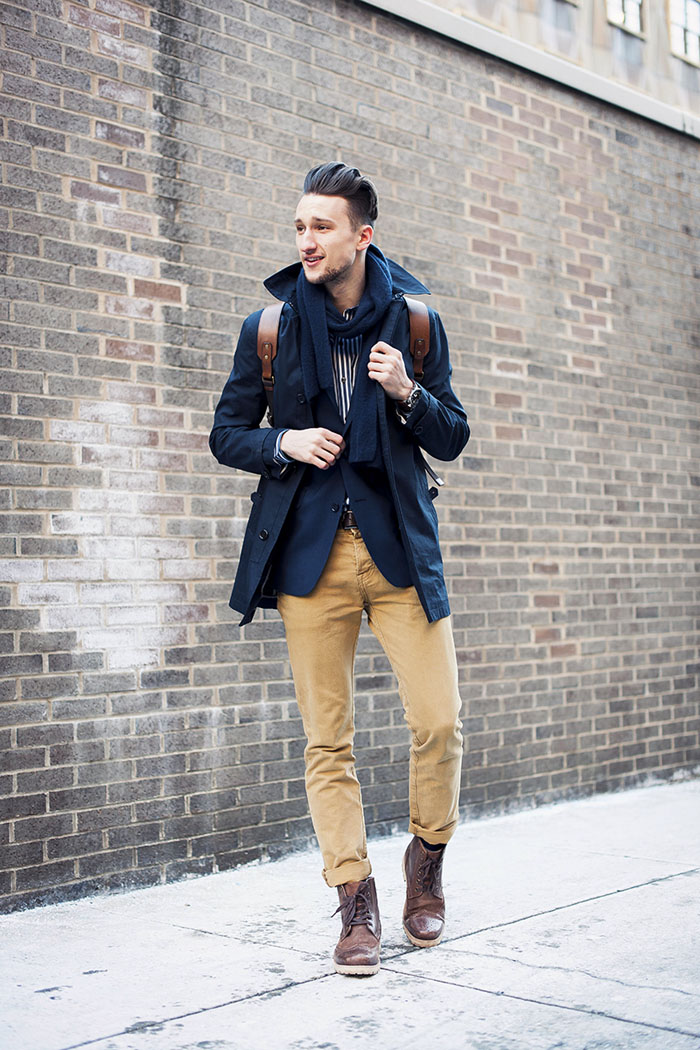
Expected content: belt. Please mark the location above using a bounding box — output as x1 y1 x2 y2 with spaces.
338 507 359 530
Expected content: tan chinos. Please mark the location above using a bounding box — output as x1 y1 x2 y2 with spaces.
277 527 463 887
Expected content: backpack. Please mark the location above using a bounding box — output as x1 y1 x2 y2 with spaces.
256 297 430 427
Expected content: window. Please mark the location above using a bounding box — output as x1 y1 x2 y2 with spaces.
670 0 700 63
607 0 643 34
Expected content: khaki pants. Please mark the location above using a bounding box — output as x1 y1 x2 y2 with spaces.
277 527 463 887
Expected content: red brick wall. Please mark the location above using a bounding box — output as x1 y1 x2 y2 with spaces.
1 0 699 910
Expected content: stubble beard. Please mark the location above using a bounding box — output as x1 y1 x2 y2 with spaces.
304 257 353 287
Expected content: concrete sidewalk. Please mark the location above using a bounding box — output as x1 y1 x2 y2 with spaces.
2 780 699 1050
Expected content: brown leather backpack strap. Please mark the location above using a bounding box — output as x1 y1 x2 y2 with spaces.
404 297 430 381
257 302 283 421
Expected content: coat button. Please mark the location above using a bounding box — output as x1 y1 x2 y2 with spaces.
297 393 306 403
331 503 340 513
415 425 424 434
259 529 269 540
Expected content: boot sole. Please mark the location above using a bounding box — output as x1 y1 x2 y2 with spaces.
334 960 380 976
402 852 444 948
402 924 443 948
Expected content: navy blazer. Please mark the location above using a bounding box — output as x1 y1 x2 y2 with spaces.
209 247 470 625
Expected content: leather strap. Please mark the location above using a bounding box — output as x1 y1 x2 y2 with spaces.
404 297 430 380
257 302 283 421
255 296 431 421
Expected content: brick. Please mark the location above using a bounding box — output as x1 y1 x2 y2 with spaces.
97 165 147 192
19 631 77 653
21 675 79 699
0 794 46 820
0 654 43 675
97 79 147 107
105 338 155 361
95 121 146 148
17 767 74 792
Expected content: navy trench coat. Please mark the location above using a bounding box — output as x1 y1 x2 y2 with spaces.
209 249 470 626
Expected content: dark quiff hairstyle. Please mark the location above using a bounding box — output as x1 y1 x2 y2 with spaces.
303 162 379 228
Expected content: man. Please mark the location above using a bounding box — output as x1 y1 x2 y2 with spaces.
210 162 469 976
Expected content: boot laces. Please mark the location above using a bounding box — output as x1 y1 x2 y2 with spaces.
416 850 443 896
333 882 374 931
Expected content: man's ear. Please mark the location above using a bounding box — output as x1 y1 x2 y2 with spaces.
357 223 373 252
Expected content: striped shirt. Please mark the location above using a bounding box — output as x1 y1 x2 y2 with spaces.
330 306 360 421
272 305 359 466
273 305 422 468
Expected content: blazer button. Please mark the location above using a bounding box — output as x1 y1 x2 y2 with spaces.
259 529 269 540
297 393 306 403
415 425 424 434
331 503 340 513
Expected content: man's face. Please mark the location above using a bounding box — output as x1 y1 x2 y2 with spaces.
294 194 372 287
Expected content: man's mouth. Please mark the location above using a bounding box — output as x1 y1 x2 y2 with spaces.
303 255 323 267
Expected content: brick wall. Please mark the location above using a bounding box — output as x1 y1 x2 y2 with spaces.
1 0 698 912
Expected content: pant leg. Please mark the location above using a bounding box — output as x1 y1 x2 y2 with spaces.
277 530 370 887
355 537 463 845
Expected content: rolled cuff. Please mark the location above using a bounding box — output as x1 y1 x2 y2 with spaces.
322 858 372 888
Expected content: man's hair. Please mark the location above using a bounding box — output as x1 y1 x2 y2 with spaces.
303 162 379 228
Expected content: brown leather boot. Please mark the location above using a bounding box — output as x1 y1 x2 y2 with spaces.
402 836 446 947
332 876 381 976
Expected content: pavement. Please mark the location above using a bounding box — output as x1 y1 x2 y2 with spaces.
1 779 699 1050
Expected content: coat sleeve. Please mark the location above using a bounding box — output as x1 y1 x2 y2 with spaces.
400 308 470 462
209 310 290 479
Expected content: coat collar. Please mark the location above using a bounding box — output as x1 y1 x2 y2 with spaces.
263 242 430 304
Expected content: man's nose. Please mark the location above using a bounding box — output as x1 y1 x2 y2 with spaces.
299 229 317 252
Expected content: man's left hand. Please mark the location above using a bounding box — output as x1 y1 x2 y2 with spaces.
368 342 413 401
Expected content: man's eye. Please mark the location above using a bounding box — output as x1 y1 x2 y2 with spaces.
317 225 327 231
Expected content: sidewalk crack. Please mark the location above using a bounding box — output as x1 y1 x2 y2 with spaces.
439 947 700 1000
168 922 327 960
57 972 338 1050
439 865 700 942
380 967 700 1041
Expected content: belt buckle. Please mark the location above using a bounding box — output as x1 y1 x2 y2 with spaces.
340 508 358 530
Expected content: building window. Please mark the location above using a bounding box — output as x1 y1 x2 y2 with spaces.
607 0 643 34
670 0 700 63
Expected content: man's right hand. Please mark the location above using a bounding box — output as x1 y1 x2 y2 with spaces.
279 428 345 469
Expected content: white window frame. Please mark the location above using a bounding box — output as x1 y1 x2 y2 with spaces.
606 0 645 37
669 0 700 65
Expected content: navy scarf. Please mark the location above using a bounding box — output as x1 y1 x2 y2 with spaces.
295 247 394 466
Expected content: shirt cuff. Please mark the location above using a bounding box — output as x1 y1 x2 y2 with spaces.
273 430 294 465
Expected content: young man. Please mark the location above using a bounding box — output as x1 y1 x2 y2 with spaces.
210 163 469 976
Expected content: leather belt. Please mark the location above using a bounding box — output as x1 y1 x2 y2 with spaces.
338 507 358 530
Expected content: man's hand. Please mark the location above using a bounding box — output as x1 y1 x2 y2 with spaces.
368 342 414 401
280 428 345 469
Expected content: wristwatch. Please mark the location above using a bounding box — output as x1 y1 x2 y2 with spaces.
397 382 422 415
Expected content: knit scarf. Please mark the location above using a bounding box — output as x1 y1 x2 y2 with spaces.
295 246 394 467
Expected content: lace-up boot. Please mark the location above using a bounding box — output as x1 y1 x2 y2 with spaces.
332 876 381 976
402 836 446 947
